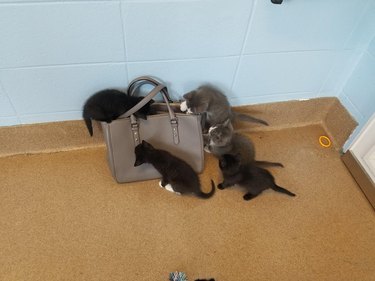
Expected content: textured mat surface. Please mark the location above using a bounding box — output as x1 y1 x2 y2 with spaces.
1 125 374 281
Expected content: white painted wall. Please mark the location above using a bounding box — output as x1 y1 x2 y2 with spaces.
348 113 375 183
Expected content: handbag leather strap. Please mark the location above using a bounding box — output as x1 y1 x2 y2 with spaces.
127 76 173 103
120 84 175 120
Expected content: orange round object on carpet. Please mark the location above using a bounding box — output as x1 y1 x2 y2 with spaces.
319 135 331 148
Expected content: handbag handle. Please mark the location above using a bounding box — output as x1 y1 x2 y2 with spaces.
127 76 174 103
120 83 180 145
120 84 176 120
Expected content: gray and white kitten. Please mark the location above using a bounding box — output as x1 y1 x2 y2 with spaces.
180 84 268 132
205 119 283 168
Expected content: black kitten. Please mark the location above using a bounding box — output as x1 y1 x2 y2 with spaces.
134 140 215 199
83 89 154 136
218 154 295 201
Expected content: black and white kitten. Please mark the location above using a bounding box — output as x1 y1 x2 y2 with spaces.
134 140 215 199
83 89 154 136
180 84 268 131
218 154 296 201
205 119 283 168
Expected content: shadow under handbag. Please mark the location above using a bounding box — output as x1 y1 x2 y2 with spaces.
101 76 204 183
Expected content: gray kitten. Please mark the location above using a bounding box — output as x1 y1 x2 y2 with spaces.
181 84 268 131
205 119 283 167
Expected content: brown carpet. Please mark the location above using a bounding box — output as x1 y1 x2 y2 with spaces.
1 124 375 281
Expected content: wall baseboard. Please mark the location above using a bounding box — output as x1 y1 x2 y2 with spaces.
0 97 357 158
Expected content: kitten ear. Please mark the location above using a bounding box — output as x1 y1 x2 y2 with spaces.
134 158 143 167
183 91 195 100
142 140 153 149
141 140 148 148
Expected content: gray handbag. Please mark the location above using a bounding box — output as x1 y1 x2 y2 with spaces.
101 76 204 183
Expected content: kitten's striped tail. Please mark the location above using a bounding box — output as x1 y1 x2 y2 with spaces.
197 180 216 199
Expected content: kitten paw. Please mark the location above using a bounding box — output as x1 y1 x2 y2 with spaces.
164 184 175 193
180 101 188 112
158 181 165 188
243 193 255 201
204 146 212 153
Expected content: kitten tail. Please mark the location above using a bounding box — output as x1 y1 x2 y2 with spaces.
234 112 269 126
272 185 296 197
255 160 284 168
83 110 93 136
197 180 216 199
